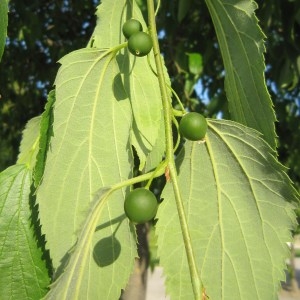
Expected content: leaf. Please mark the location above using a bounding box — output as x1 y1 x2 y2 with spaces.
44 187 127 300
117 50 164 170
93 0 138 49
204 0 277 149
187 52 203 76
156 119 298 300
0 0 8 61
121 50 165 170
34 90 55 187
17 90 55 179
93 0 165 170
177 0 192 23
36 48 136 299
144 111 166 173
0 164 50 300
17 116 41 169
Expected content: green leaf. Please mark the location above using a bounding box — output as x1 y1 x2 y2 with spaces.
34 90 55 188
0 164 50 299
93 0 139 48
93 0 165 170
44 187 127 300
187 52 203 76
17 116 41 169
177 0 192 23
144 111 166 173
119 50 164 170
0 0 8 61
36 48 136 298
204 0 277 149
17 90 55 178
156 119 298 300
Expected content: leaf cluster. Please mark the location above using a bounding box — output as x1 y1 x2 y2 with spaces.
0 1 299 299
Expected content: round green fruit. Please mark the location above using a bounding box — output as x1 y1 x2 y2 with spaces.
122 19 143 39
124 188 158 224
179 112 208 141
128 32 153 57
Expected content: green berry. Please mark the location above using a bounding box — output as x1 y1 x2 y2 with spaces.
128 32 153 57
122 19 143 39
179 112 208 141
124 188 158 224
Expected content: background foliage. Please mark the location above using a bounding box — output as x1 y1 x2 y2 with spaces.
1 0 299 188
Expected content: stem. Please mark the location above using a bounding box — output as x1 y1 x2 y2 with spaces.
145 160 168 189
116 163 166 190
171 115 181 153
146 55 185 113
147 1 202 299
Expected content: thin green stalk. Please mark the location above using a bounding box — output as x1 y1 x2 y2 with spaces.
146 54 185 113
147 1 202 299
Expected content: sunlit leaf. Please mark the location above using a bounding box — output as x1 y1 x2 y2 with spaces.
187 52 203 76
36 48 136 299
0 164 50 300
205 0 277 149
44 187 127 300
34 90 55 188
156 119 297 299
17 116 41 169
93 0 165 170
144 111 166 173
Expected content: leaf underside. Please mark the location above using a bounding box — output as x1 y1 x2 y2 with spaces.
156 119 297 300
0 165 49 300
36 48 136 299
93 0 165 170
205 0 277 149
34 90 55 188
17 116 41 169
44 187 127 300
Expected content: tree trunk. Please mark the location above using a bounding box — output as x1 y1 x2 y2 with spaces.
120 224 149 300
290 242 299 292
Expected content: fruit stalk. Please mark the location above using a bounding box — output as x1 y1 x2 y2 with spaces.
146 0 202 299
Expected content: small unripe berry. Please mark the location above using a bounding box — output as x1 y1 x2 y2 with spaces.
128 32 153 57
122 19 143 39
179 112 208 141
